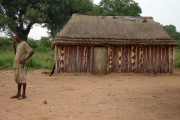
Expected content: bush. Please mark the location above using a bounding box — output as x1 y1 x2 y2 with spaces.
0 51 14 69
174 49 180 68
0 37 12 51
37 37 52 51
27 39 38 50
176 40 180 49
26 50 54 70
0 50 54 70
0 37 54 70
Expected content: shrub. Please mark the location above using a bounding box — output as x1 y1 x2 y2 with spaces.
27 39 38 50
0 37 12 51
26 50 54 70
176 40 180 49
0 51 14 69
174 49 180 68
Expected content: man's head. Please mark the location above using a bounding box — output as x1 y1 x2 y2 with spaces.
15 33 23 42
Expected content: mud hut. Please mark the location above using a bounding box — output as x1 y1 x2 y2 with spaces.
52 14 177 74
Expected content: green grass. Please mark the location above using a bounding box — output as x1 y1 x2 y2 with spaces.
0 37 54 70
176 40 180 49
176 40 180 44
0 49 54 70
174 49 180 68
26 49 54 70
0 49 14 69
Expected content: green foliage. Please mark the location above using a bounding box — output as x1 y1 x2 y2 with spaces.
26 39 38 50
0 13 5 29
0 0 94 38
26 37 51 51
38 37 51 51
174 49 180 68
0 50 54 70
94 0 142 16
1 0 142 38
0 37 11 46
0 49 14 69
0 0 46 40
45 0 94 37
176 40 180 49
0 37 54 70
162 25 180 40
0 37 12 50
26 50 54 70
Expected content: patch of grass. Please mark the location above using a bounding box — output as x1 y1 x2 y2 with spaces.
0 49 54 70
176 40 180 49
174 49 180 68
176 40 180 44
26 50 54 70
0 37 54 70
0 50 14 69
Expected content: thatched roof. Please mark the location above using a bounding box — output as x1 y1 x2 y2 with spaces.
52 14 177 45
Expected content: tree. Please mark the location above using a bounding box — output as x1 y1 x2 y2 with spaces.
163 25 180 40
96 0 142 16
0 0 94 40
27 39 38 50
45 0 93 37
0 0 142 40
0 0 45 40
38 37 51 50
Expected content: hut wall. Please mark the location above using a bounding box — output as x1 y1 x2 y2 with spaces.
55 45 175 74
55 45 91 73
108 45 175 73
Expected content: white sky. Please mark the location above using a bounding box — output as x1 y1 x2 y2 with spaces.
1 0 180 40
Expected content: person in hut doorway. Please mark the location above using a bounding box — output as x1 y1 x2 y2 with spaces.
11 33 34 99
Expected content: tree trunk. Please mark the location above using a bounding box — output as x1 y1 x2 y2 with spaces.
16 22 34 41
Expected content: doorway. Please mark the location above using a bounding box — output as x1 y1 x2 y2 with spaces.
93 47 107 74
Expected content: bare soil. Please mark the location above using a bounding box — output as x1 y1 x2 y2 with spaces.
0 69 180 120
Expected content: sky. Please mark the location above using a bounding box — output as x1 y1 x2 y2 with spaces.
1 0 180 40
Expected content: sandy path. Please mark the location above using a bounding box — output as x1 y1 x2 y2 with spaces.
0 70 180 120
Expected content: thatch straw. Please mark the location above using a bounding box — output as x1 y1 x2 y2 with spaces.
52 14 177 45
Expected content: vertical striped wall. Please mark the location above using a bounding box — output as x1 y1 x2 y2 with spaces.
108 45 175 73
55 45 175 73
55 45 91 73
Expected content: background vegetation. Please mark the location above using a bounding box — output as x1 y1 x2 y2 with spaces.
0 37 54 70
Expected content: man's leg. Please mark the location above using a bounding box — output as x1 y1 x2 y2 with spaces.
10 83 21 98
18 83 22 96
22 83 26 98
18 67 27 99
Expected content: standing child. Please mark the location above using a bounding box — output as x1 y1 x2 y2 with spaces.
11 33 34 99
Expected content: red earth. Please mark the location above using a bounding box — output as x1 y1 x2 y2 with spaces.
0 69 180 120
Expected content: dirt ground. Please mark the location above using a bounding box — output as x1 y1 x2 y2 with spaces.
0 69 180 120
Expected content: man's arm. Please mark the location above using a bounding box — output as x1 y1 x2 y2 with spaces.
19 50 34 65
12 41 16 54
26 50 34 61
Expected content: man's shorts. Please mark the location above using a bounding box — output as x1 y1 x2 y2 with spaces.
14 67 27 83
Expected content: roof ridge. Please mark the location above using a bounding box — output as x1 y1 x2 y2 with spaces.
72 14 153 21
